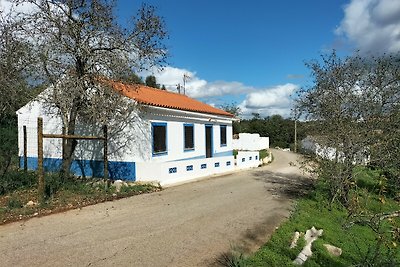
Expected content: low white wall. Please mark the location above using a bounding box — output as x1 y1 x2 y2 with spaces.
235 151 260 169
136 156 235 186
259 137 269 150
233 133 269 151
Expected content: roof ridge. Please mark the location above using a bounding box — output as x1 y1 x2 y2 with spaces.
110 79 234 118
123 82 191 98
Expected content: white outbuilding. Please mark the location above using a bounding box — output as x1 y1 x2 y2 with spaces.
17 81 260 185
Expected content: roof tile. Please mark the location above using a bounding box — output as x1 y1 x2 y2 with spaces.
112 82 234 118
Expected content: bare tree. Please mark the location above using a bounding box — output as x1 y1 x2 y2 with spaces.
0 10 37 179
0 10 34 119
297 51 400 205
9 0 168 177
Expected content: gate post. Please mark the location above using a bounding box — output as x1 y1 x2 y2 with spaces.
37 118 45 204
103 125 108 180
23 125 27 171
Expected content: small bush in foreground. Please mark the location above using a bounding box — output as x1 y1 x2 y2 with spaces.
0 170 37 195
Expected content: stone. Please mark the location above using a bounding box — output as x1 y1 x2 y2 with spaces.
304 226 323 244
293 226 323 265
25 200 36 207
323 244 342 257
113 180 125 193
290 231 301 248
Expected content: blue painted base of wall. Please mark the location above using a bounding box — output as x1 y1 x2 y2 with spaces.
20 157 136 181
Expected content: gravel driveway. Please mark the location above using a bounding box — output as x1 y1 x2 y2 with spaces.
0 149 310 267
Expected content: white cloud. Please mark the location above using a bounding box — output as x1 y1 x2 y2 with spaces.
0 0 36 15
336 0 400 54
144 66 297 118
147 66 251 98
238 84 298 118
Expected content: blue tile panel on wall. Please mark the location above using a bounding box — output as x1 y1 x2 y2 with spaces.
249 156 252 160
226 161 231 166
215 162 220 167
169 167 177 174
256 156 258 160
242 158 245 162
201 164 207 169
20 157 136 181
186 165 193 171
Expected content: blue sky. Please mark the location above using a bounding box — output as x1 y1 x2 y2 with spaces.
120 0 348 86
118 0 360 117
2 0 399 118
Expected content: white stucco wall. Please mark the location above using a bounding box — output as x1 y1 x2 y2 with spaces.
17 98 64 159
143 107 233 163
17 97 234 162
232 133 269 151
136 156 235 186
16 89 240 183
235 151 261 169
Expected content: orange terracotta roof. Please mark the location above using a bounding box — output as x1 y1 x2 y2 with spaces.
111 81 235 118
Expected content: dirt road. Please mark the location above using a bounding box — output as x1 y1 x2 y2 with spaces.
0 149 310 267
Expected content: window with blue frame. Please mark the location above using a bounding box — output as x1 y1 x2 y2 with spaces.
220 125 227 146
184 124 194 150
152 122 167 155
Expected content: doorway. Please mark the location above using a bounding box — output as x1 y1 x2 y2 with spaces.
205 125 213 158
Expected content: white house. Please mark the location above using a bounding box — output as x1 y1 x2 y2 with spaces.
301 136 370 165
17 81 260 185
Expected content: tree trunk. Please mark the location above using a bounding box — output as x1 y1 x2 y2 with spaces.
60 98 80 180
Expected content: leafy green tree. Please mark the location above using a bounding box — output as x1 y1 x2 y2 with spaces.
219 103 242 134
238 114 305 148
145 75 159 88
118 72 144 85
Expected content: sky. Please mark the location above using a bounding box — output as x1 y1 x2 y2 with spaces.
2 0 400 118
117 0 400 118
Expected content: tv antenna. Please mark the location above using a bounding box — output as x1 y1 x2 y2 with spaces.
183 73 191 95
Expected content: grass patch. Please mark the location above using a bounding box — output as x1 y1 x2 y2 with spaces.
259 149 269 161
242 168 400 266
0 172 161 224
0 170 37 195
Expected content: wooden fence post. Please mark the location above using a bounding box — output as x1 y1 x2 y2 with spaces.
37 118 45 204
103 125 108 180
23 125 27 171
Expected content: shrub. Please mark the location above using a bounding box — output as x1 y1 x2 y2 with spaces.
7 196 23 209
0 123 18 180
0 170 37 195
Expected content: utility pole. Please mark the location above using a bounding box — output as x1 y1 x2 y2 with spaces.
294 108 298 153
294 119 297 153
176 83 181 94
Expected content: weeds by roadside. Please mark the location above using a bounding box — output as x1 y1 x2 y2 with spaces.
0 171 161 224
220 167 399 267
